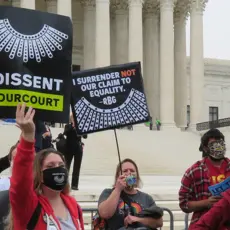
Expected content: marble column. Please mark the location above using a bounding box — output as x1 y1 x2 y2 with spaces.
81 0 96 69
11 0 20 7
110 11 116 65
46 0 57 14
57 0 72 17
189 0 206 128
143 3 160 121
174 9 188 129
95 0 110 67
20 0 35 9
160 0 175 127
112 1 128 65
128 0 143 69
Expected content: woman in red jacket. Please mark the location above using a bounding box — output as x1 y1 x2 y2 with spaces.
192 190 230 230
5 103 84 230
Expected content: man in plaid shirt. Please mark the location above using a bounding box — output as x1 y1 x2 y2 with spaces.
179 129 230 229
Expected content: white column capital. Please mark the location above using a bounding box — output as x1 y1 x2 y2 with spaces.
143 1 159 17
189 0 208 14
174 8 189 23
128 0 144 7
159 0 176 11
111 0 128 13
96 0 110 3
80 0 95 8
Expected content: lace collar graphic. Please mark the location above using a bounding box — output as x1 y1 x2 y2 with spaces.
0 19 68 63
74 89 149 133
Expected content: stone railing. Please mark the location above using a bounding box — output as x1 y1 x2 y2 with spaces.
196 117 230 131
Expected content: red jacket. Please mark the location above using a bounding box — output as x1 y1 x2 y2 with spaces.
10 137 84 230
191 190 230 230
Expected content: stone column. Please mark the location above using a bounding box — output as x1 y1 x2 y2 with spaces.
110 11 116 65
95 0 110 67
174 8 188 129
20 0 35 9
46 0 57 14
57 0 72 17
81 0 96 69
112 1 129 65
11 0 20 7
143 3 160 121
159 0 175 128
128 0 143 68
189 0 207 128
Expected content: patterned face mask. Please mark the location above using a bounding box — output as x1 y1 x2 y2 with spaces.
208 139 226 160
125 175 137 189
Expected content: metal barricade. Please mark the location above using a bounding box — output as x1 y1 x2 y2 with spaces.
82 207 174 230
184 213 189 230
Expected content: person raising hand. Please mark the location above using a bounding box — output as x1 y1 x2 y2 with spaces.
6 103 84 230
16 103 35 142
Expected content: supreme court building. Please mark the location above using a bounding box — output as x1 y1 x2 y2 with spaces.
2 0 227 130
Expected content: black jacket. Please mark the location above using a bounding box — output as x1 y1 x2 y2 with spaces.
0 155 10 174
63 124 87 154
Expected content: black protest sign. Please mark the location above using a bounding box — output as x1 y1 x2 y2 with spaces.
71 62 150 134
0 6 72 122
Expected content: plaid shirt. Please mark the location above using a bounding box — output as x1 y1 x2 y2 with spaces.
179 157 230 227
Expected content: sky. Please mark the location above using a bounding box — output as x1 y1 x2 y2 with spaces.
186 0 230 60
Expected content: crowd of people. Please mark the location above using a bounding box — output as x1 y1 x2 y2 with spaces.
0 103 230 229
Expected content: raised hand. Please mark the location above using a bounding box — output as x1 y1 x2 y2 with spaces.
115 175 127 192
16 103 35 142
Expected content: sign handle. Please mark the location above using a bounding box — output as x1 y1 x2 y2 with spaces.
114 129 122 175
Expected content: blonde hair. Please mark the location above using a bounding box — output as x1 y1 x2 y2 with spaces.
113 158 142 188
5 148 70 230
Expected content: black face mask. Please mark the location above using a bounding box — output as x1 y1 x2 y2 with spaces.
42 166 68 191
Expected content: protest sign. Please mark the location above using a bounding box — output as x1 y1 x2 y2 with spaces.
71 62 150 134
0 6 73 122
208 176 230 196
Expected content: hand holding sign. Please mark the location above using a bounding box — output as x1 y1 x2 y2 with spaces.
208 176 230 197
16 103 35 142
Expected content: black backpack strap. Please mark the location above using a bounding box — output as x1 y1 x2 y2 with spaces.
120 191 132 206
120 191 134 215
26 202 42 230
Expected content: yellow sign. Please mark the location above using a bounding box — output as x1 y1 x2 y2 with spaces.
0 89 63 111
